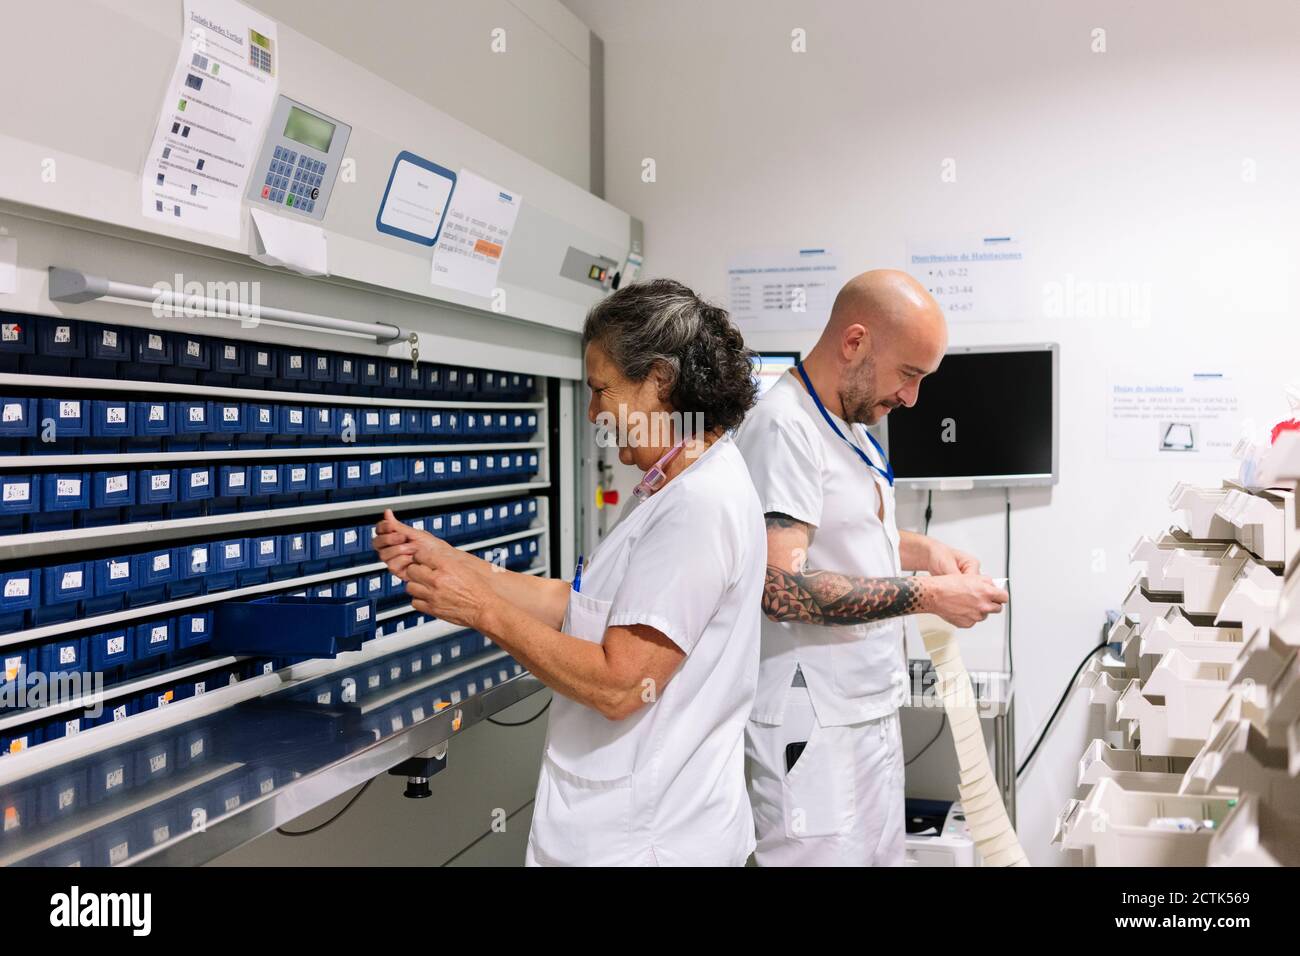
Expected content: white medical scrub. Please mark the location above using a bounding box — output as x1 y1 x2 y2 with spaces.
525 435 766 867
735 370 911 866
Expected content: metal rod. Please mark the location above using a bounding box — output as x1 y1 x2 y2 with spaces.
48 266 408 344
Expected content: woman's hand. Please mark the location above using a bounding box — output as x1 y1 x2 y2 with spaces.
372 508 459 581
406 545 497 630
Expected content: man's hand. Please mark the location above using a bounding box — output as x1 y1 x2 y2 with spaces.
920 574 1008 629
926 539 981 576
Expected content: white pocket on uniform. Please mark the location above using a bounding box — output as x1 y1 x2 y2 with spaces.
530 751 634 866
782 720 856 839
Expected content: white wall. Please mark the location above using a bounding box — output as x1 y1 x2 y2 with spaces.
564 0 1300 864
258 0 594 190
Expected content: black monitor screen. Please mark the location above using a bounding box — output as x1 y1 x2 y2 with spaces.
884 347 1055 482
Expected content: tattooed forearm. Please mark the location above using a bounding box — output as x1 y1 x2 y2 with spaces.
763 566 925 625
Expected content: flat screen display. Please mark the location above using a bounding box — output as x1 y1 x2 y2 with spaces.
883 345 1057 486
752 352 800 397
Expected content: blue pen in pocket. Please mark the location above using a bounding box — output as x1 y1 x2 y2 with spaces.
573 554 584 594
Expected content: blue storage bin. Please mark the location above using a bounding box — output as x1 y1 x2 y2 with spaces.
403 363 425 393
0 396 36 452
251 533 281 568
249 344 277 378
88 752 131 803
0 473 39 533
364 458 385 489
218 465 249 499
444 366 466 398
1 724 40 756
250 463 282 498
177 609 213 648
382 361 404 393
89 399 134 450
40 634 88 675
526 498 539 521
340 460 367 495
181 542 211 581
358 406 385 438
173 332 210 370
38 769 89 824
335 575 363 601
1 645 35 694
89 469 134 514
309 528 340 560
336 355 359 387
426 457 449 488
380 407 404 438
36 316 86 361
180 466 214 502
423 364 448 398
481 453 502 485
89 626 132 671
284 531 308 564
0 567 38 632
407 456 430 485
0 316 36 372
310 460 337 494
135 469 178 523
460 411 485 442
134 328 173 365
359 358 383 390
478 504 499 536
481 370 505 400
214 537 249 573
37 397 90 442
244 402 277 446
131 399 174 449
462 455 483 485
84 322 131 371
174 399 211 446
463 507 482 540
88 554 135 611
213 339 246 375
85 695 134 728
130 548 176 606
310 352 334 383
278 405 308 440
362 571 386 601
336 409 357 443
309 405 336 437
214 595 375 656
339 525 364 556
282 346 311 384
283 462 310 495
132 738 173 787
211 400 245 438
444 509 466 543
384 457 408 485
462 369 480 398
134 617 175 658
35 472 89 524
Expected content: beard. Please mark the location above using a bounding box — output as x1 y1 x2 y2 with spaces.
839 354 897 425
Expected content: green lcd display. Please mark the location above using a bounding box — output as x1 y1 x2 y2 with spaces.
284 106 334 153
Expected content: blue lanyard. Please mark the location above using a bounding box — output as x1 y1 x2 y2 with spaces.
795 362 894 487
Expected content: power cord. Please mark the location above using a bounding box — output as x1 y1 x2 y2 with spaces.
1015 640 1110 779
904 712 947 766
276 778 374 837
487 692 552 726
1004 488 1013 678
923 489 934 535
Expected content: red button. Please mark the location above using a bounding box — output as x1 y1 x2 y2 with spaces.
261 186 270 198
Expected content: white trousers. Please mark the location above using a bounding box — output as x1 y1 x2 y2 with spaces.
746 685 905 866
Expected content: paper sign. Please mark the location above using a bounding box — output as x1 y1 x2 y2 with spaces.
1107 369 1242 460
377 151 456 245
430 169 521 297
727 248 840 331
907 235 1026 322
140 0 279 238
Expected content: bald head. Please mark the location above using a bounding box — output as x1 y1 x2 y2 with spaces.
805 269 948 425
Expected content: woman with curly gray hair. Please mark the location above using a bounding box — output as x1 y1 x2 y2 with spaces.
373 279 766 866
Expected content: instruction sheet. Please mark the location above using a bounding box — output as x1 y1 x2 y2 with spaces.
1107 369 1241 460
429 169 522 298
727 248 840 331
140 0 280 238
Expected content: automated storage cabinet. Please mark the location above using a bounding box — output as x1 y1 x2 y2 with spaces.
0 310 553 865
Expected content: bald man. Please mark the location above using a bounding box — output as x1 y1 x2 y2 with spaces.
735 269 1008 867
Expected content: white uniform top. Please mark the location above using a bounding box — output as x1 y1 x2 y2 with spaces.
526 435 766 866
735 371 910 728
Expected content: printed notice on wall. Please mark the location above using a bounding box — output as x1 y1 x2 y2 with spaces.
727 248 840 331
907 235 1026 322
1107 369 1241 460
140 0 280 238
429 170 521 298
